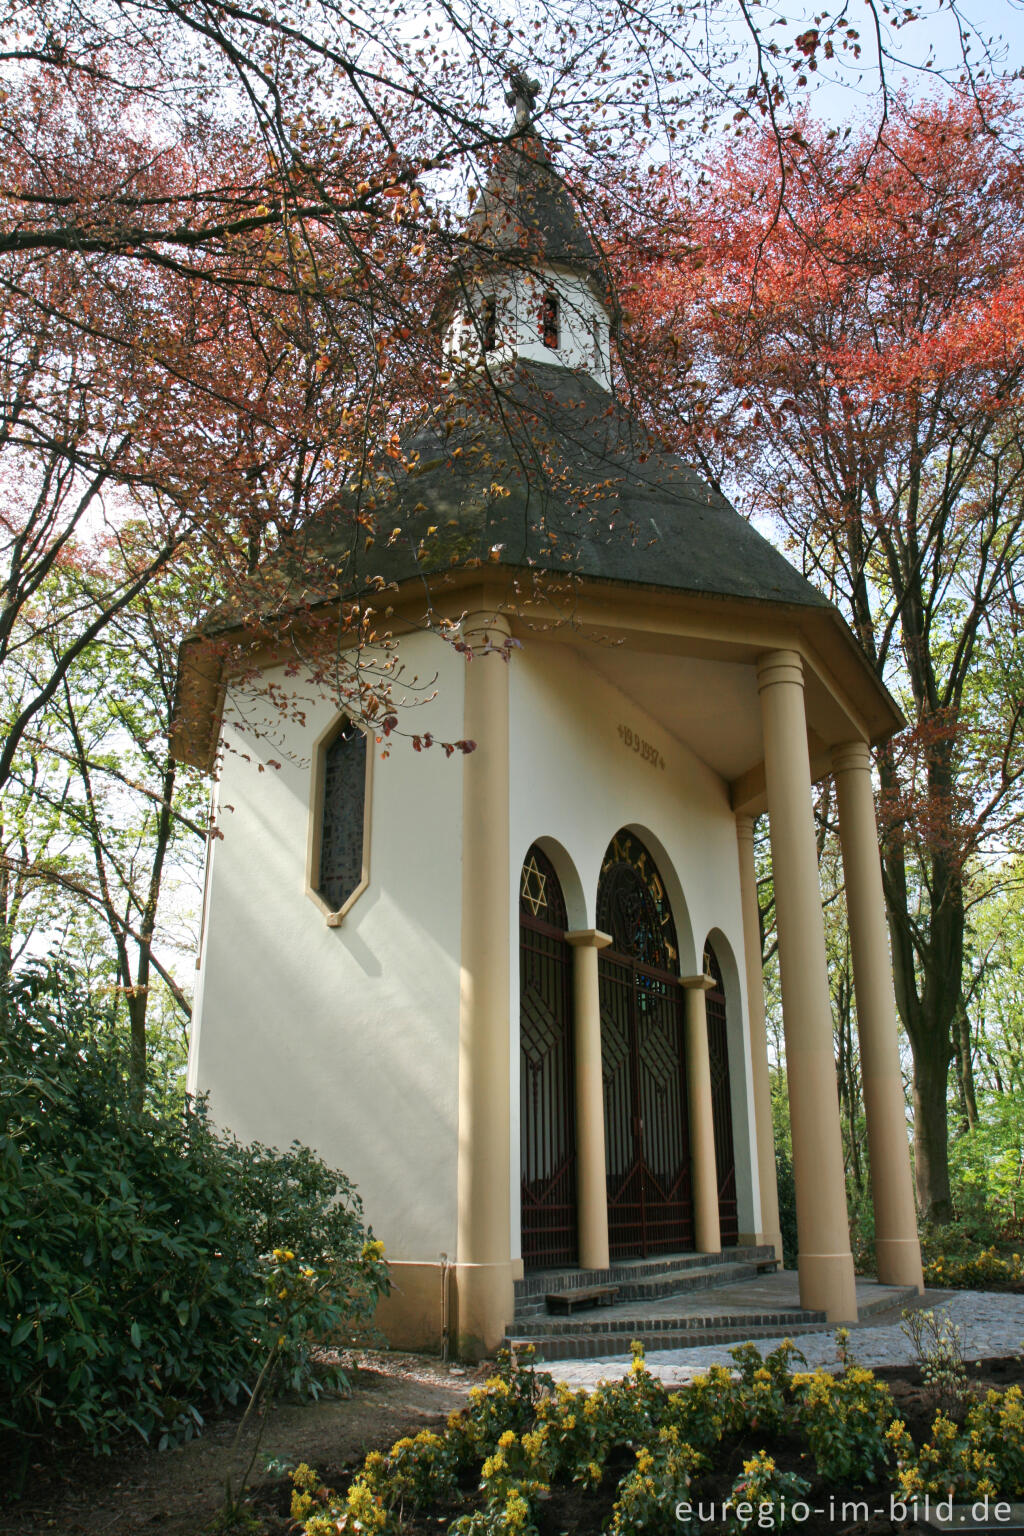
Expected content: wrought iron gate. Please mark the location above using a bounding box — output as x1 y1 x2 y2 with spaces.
705 944 739 1246
519 845 578 1269
600 952 694 1257
597 832 694 1259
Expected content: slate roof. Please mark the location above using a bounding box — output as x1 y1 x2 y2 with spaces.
247 361 831 621
462 125 609 295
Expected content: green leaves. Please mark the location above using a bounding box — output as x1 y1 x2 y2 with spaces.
0 961 388 1463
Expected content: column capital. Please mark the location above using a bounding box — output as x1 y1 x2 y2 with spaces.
756 648 804 694
831 739 872 776
460 609 513 650
681 972 716 992
566 928 613 950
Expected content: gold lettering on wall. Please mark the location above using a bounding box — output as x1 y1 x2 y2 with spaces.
617 723 666 770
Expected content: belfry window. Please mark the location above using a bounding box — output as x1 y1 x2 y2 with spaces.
481 295 498 353
317 718 367 914
540 291 559 349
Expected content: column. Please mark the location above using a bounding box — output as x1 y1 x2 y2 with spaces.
566 929 613 1271
456 611 514 1357
682 974 722 1255
735 813 784 1262
756 650 858 1322
832 740 924 1292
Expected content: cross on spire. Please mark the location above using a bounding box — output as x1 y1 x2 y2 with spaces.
505 71 541 131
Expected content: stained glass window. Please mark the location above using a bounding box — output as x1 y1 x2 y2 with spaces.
540 291 559 349
318 719 367 912
519 844 568 928
597 830 679 972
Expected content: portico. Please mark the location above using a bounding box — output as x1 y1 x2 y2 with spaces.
444 582 924 1353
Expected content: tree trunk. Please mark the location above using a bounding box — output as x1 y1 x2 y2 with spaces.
126 755 178 1112
953 1001 979 1130
879 731 965 1224
911 1042 955 1223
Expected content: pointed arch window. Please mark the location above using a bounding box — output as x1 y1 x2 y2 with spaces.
481 294 498 353
308 716 372 924
540 291 559 349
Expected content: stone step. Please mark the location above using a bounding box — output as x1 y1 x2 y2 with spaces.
854 1285 919 1320
513 1245 777 1315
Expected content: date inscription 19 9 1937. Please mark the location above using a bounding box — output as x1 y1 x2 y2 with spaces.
617 723 666 769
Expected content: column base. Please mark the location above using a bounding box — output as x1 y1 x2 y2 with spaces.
579 1235 610 1271
875 1237 925 1293
797 1250 858 1322
454 1261 519 1362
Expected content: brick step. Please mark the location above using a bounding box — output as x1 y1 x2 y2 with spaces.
613 1260 767 1305
507 1304 823 1342
504 1316 830 1363
513 1245 777 1313
513 1260 768 1320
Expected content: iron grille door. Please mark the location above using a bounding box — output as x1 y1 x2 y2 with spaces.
705 946 739 1246
519 847 577 1270
637 969 694 1254
599 953 644 1257
599 952 694 1258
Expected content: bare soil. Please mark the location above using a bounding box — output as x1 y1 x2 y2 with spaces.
0 1352 479 1536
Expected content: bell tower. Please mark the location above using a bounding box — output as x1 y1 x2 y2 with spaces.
442 73 614 389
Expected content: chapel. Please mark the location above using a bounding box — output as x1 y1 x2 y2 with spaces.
172 78 924 1359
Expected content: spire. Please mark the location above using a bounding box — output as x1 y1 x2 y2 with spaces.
462 71 608 298
439 69 614 389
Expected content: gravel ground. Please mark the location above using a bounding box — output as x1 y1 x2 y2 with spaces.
541 1289 1024 1389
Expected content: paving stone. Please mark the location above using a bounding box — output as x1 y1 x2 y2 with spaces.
534 1288 1024 1390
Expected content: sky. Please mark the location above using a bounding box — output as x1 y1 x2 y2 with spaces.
792 0 1024 123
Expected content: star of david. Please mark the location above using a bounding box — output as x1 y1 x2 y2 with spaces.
520 853 548 917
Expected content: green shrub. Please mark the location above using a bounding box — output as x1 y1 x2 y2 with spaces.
791 1365 895 1483
888 1386 1024 1500
774 1144 799 1269
723 1451 811 1531
607 1427 704 1535
921 1244 1024 1291
0 963 388 1461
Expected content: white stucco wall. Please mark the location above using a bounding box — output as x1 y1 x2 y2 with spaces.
444 267 612 388
507 637 763 1254
189 622 765 1272
187 633 467 1260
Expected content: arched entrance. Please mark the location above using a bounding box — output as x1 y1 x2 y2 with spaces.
704 942 739 1247
519 844 578 1269
597 831 693 1259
